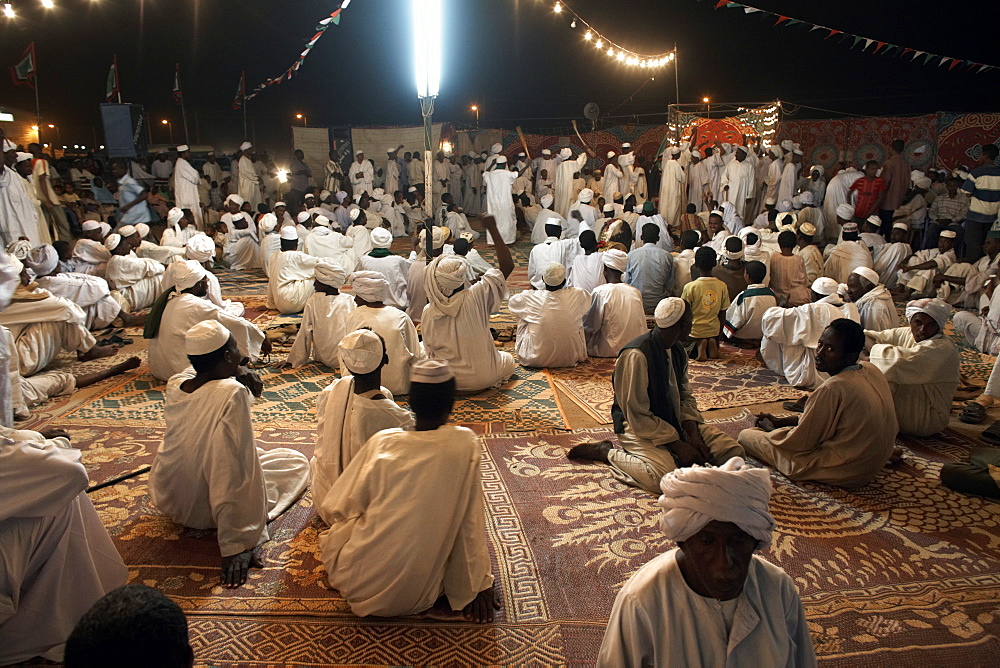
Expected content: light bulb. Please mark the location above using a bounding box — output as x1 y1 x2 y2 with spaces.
606 47 613 56
553 2 561 13
595 39 602 49
3 3 14 18
41 0 55 8
570 19 576 28
584 31 591 41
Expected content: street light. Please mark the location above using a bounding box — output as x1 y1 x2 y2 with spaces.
47 123 60 147
161 119 173 144
703 97 710 119
470 105 479 129
295 113 307 127
413 0 441 216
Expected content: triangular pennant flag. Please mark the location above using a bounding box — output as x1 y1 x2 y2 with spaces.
874 41 885 53
810 25 823 32
827 29 842 39
332 12 341 24
902 47 914 56
300 49 310 57
853 36 864 48
980 64 991 73
743 6 760 12
714 0 729 7
10 43 36 89
726 2 742 7
923 53 935 64
311 30 324 42
864 38 873 50
319 17 332 25
939 56 950 67
774 15 789 25
786 19 801 26
912 50 924 60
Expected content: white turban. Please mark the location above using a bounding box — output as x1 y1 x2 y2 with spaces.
296 211 311 224
770 145 783 159
312 226 331 237
780 139 794 152
25 244 59 276
1 138 15 152
905 297 950 331
777 199 792 213
225 194 244 207
135 223 151 239
540 193 554 208
259 213 278 233
173 259 209 291
602 249 628 273
279 226 299 241
370 227 392 248
104 234 123 251
185 234 215 262
417 226 449 252
320 189 332 200
239 141 252 151
337 190 348 203
410 359 455 384
810 164 824 176
495 155 507 165
799 190 814 205
852 266 880 287
811 277 839 296
185 320 231 356
14 152 30 162
425 255 468 316
723 239 745 261
658 457 776 548
542 149 552 156
791 196 803 210
578 188 594 203
836 204 855 220
339 329 385 375
691 150 702 159
559 147 572 160
542 261 566 287
6 240 32 260
491 142 502 154
82 220 101 232
167 207 184 225
349 207 362 221
314 215 331 228
314 261 347 288
350 270 388 301
654 297 686 328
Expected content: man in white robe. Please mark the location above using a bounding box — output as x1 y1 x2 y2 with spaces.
603 151 624 207
509 261 590 368
0 426 128 664
568 187 600 232
761 277 861 389
685 150 710 212
325 150 344 193
482 157 518 245
71 221 111 277
172 145 203 229
659 147 686 227
568 230 605 293
279 262 355 370
150 321 309 588
349 150 374 199
236 142 263 210
221 195 260 271
584 249 648 357
554 147 590 217
703 146 725 204
823 223 873 284
530 193 566 245
528 219 581 290
105 233 164 312
720 146 756 223
160 207 199 249
598 457 815 668
777 151 801 204
462 156 482 215
0 149 46 246
846 266 897 332
384 147 401 195
265 228 323 314
312 329 414 518
303 216 357 272
358 227 411 310
895 229 958 299
823 167 863 239
202 151 223 188
133 222 186 266
181 234 244 316
935 230 1000 306
636 201 674 251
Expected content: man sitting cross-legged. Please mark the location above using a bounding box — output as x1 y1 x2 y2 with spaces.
739 319 898 489
312 329 414 522
845 266 897 332
568 297 744 494
277 261 355 371
266 227 324 315
318 359 498 623
508 261 591 369
584 248 649 358
149 321 309 588
598 457 816 668
104 232 165 312
723 260 776 346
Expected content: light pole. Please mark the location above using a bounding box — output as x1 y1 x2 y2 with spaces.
47 123 60 147
703 97 710 119
161 119 173 144
470 105 479 129
296 113 307 127
413 0 441 217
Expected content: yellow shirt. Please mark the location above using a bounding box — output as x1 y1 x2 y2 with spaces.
681 276 730 339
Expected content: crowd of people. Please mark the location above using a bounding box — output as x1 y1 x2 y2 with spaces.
2 129 1000 666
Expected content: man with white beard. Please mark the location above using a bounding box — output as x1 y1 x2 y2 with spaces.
659 146 686 227
237 142 263 210
482 156 518 245
172 145 203 229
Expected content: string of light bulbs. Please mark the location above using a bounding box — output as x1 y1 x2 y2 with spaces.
4 1 57 19
550 1 675 69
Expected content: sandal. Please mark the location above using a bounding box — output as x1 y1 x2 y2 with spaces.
981 419 1000 446
960 401 987 425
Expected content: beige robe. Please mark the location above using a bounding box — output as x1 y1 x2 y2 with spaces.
285 292 356 369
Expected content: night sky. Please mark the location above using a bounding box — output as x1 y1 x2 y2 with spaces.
0 0 994 152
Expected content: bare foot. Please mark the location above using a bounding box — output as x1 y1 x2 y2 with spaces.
707 339 720 359
888 446 905 465
78 344 118 362
75 356 141 387
462 586 500 624
567 440 613 463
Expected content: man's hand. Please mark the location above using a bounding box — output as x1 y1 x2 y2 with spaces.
40 427 70 440
755 413 778 432
235 367 264 397
933 274 946 285
681 420 711 461
669 440 709 468
355 172 364 179
221 546 263 588
462 585 500 624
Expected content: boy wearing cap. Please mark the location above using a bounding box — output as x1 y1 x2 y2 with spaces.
150 321 309 588
312 329 414 516
318 359 497 623
584 249 648 357
894 229 957 300
508 261 591 368
682 247 730 362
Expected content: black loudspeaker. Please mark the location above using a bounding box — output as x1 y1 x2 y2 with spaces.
100 103 148 158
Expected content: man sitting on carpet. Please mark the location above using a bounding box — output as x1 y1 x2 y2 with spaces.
567 297 744 494
598 457 816 668
823 222 873 284
318 360 498 623
865 298 960 438
894 229 957 300
105 232 165 312
584 248 649 358
312 329 414 522
150 321 309 588
739 319 898 489
266 227 324 315
845 266 897 332
278 262 356 371
723 260 776 345
508 261 591 369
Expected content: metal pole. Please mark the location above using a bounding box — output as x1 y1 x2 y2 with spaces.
673 44 679 106
243 101 248 140
420 95 435 217
180 95 190 146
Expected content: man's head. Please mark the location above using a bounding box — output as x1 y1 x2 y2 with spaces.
938 229 957 253
862 216 881 234
64 584 193 668
279 225 298 251
408 359 456 426
744 260 766 285
350 270 388 306
355 150 365 163
313 261 346 295
601 248 628 282
110 159 127 180
981 144 999 166
985 231 1000 257
815 318 865 375
339 328 388 380
294 149 304 161
863 159 879 178
707 212 724 236
542 261 566 291
544 221 562 239
890 223 908 243
640 222 660 245
680 229 700 250
186 321 243 377
694 245 717 274
905 298 950 343
891 139 905 155
654 297 693 346
846 267 879 302
722 236 744 265
578 229 598 253
945 176 961 197
841 222 859 242
658 456 775 601
105 233 130 256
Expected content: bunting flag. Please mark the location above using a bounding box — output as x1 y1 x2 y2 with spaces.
172 63 183 104
232 70 246 110
235 1 352 108
705 1 998 73
9 42 36 88
105 55 120 102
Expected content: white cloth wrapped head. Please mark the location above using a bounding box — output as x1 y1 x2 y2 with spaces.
167 207 184 225
225 194 244 207
491 142 502 154
337 190 348 203
578 188 594 203
542 261 566 287
723 237 745 260
239 141 252 151
417 226 449 252
540 193 554 208
259 213 278 233
892 222 908 231
906 297 950 331
350 270 389 302
349 207 362 222
174 259 208 291
799 190 814 205
770 145 784 159
913 175 932 189
339 328 385 375
99 222 112 238
852 266 880 287
606 151 616 159
424 255 468 316
279 226 299 241
370 227 392 248
658 457 776 548
836 203 855 220
104 234 123 251
314 261 347 288
542 149 552 156
185 320 231 356
135 223 151 239
811 276 839 296
559 147 572 159
25 244 59 276
410 359 454 383
6 240 32 260
185 234 215 262
602 249 628 273
810 165 824 176
791 196 803 210
654 297 686 328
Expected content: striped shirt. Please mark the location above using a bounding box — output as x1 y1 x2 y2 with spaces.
929 192 970 224
962 164 1000 224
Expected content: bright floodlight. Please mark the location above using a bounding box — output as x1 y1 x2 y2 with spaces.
412 0 441 98
41 0 55 8
3 3 14 18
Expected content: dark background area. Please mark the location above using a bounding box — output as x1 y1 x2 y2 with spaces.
1 0 996 153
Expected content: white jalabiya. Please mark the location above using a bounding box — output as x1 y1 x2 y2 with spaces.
603 162 624 202
725 285 778 340
342 305 423 395
286 292 356 369
318 425 493 617
106 252 164 311
150 369 309 557
160 224 198 249
867 327 960 437
672 248 697 296
223 213 261 271
797 206 827 242
358 253 412 310
136 239 186 265
763 157 783 206
823 168 862 233
483 168 519 245
384 158 400 195
658 156 686 225
71 239 111 277
777 160 798 204
147 293 265 381
422 268 516 392
897 248 956 296
598 549 816 668
636 214 673 251
687 159 710 211
0 167 47 246
761 295 860 389
462 162 482 215
568 201 600 230
872 241 911 289
312 378 413 522
555 153 588 217
0 293 97 376
531 208 567 245
822 241 873 284
172 157 203 227
35 273 120 330
237 155 263 210
350 158 374 197
721 157 755 210
303 227 357 272
159 261 244 318
583 282 649 357
508 286 591 368
0 427 128 664
854 284 897 332
266 251 323 315
346 225 373 259
937 254 998 307
257 229 280 278
569 252 606 292
202 159 222 187
527 237 580 290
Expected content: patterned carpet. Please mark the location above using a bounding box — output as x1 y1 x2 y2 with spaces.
11 235 1000 666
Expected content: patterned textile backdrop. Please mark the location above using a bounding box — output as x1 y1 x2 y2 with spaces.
936 112 1000 171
